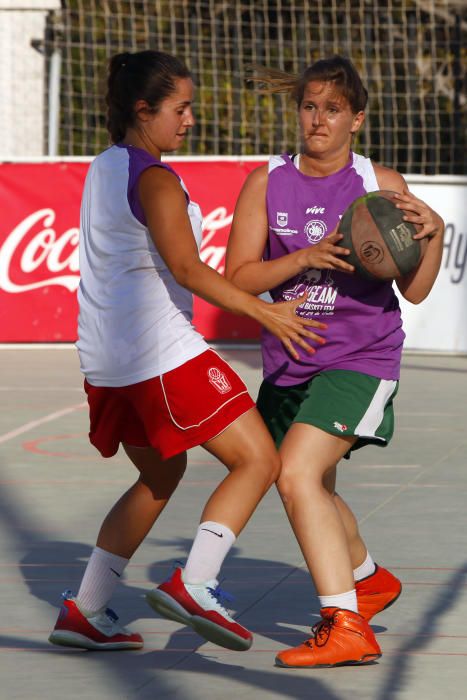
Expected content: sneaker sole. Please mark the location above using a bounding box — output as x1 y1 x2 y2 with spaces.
145 589 252 652
48 630 143 651
275 652 382 669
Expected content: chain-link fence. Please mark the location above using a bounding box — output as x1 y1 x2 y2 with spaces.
43 0 466 174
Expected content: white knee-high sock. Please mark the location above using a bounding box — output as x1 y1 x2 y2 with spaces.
353 551 376 582
77 546 129 615
318 589 358 614
183 521 236 584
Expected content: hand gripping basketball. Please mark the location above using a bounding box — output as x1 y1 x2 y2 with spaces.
338 191 427 281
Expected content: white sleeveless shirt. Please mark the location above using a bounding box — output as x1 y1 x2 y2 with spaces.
76 144 207 386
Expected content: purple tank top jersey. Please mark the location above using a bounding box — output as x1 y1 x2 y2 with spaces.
262 152 405 386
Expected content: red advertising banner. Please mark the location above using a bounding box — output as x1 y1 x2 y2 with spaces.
0 159 265 342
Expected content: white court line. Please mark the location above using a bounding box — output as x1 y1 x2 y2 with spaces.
0 402 87 445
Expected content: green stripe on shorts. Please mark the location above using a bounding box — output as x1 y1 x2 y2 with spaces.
257 370 399 455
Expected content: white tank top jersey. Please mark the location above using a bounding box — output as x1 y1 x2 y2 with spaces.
77 144 208 387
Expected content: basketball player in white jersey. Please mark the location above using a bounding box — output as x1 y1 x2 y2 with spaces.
48 50 326 652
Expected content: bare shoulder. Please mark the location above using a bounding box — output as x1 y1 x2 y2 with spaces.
138 164 186 209
243 163 269 191
372 162 408 194
139 164 181 191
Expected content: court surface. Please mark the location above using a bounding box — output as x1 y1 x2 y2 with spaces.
0 345 466 700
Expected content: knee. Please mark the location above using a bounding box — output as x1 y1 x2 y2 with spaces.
265 451 282 487
277 464 327 506
237 446 281 491
276 465 304 505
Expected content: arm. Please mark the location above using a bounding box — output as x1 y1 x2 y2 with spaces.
374 164 445 304
225 165 354 296
138 166 326 359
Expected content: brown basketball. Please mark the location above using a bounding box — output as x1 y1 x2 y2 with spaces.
338 190 426 281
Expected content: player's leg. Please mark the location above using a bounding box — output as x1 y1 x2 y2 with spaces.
146 406 280 651
95 444 187 558
323 466 368 569
332 489 401 620
49 445 186 650
274 424 381 668
278 424 357 596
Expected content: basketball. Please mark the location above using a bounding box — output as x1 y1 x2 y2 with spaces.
338 191 426 281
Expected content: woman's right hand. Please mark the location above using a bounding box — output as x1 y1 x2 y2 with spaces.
299 232 355 273
252 294 327 360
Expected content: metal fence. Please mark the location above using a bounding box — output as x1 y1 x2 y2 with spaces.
43 0 466 174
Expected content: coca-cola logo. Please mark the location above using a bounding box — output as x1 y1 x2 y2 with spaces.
0 209 80 293
199 206 232 274
0 206 232 294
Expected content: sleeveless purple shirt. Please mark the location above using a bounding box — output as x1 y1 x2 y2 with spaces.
262 152 405 386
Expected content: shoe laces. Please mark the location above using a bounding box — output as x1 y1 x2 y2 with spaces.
104 607 119 623
304 616 333 649
207 583 235 609
61 589 120 624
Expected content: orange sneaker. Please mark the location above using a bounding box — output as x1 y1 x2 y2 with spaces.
275 607 381 668
356 564 402 621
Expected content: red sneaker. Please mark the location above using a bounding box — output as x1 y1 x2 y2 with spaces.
275 607 381 668
48 591 143 650
146 567 252 651
356 564 402 621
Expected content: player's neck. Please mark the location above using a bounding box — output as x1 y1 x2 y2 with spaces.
121 128 161 160
298 150 351 177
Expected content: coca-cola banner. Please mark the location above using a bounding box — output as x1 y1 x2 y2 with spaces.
0 159 265 342
1 161 466 350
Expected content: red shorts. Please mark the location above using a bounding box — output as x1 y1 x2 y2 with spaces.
84 349 255 460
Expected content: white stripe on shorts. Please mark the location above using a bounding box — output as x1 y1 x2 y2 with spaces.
354 379 397 441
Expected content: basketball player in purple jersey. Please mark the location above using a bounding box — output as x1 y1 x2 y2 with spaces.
226 56 444 668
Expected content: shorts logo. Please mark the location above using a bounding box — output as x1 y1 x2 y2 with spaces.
333 421 348 432
208 367 232 394
304 219 327 243
277 211 288 227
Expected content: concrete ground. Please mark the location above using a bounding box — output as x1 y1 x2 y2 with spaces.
0 345 466 700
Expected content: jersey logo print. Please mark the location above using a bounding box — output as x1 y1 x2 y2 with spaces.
304 219 327 243
333 421 348 432
270 210 298 236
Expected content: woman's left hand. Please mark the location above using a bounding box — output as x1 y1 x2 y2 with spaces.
393 191 444 240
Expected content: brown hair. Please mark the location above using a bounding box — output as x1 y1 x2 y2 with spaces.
106 50 192 143
248 56 368 113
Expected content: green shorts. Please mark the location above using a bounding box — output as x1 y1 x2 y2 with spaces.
257 370 399 457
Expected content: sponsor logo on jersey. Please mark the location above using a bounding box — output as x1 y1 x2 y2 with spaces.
270 211 298 235
333 421 348 432
305 205 325 215
304 219 327 243
208 367 232 394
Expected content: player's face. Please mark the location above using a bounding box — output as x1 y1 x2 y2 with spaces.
298 81 364 159
139 77 195 154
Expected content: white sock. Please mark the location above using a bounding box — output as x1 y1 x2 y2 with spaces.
183 521 236 584
77 546 129 615
319 589 358 614
353 551 376 582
